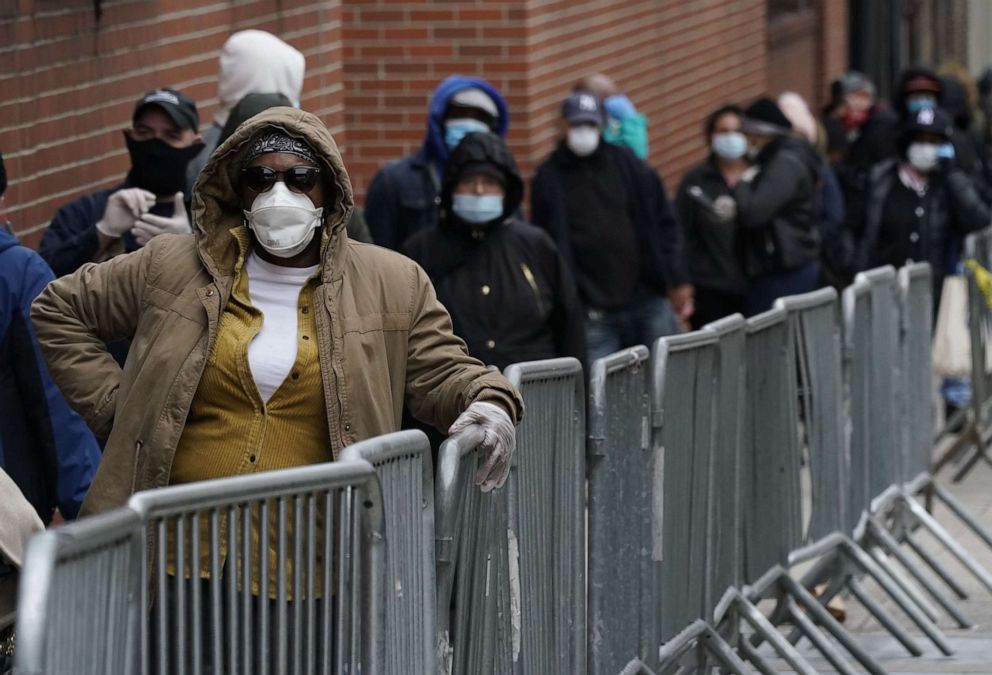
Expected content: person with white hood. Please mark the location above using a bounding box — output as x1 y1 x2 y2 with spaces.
184 30 305 191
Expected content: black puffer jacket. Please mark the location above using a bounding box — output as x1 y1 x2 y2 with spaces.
856 159 991 296
402 133 586 371
734 136 821 276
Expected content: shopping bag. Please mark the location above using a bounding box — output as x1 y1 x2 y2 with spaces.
932 275 971 378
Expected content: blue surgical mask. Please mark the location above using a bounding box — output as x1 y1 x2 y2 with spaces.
452 193 504 224
906 98 937 114
711 132 748 160
444 118 491 151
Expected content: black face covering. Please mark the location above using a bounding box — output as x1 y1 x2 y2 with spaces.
124 133 204 196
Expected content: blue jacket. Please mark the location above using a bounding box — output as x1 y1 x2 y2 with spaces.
0 229 101 521
364 76 510 250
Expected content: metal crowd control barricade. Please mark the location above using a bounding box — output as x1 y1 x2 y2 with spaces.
339 431 437 675
934 227 992 480
16 508 145 675
649 330 749 674
504 357 586 675
586 346 661 675
435 425 513 675
127 458 385 675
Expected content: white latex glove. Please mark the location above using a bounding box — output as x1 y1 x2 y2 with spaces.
95 187 156 238
131 192 191 246
448 401 516 492
740 165 761 184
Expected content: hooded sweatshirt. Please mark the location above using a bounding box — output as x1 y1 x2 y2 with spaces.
402 133 586 371
185 30 306 191
31 107 522 515
0 229 101 522
365 76 509 250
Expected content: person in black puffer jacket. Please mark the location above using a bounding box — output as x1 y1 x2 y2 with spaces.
403 132 586 372
734 98 821 315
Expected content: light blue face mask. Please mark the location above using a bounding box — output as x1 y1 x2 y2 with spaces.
711 132 748 160
444 119 491 151
452 193 504 224
906 97 937 114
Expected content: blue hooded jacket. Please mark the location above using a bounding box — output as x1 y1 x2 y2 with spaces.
0 228 101 521
365 76 509 250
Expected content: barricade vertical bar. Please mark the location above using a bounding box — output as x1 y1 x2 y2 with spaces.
504 357 586 675
587 346 655 675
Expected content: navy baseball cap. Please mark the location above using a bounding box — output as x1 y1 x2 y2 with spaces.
561 91 604 126
133 88 199 132
903 107 952 138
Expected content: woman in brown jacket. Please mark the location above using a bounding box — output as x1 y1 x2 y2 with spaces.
31 107 523 517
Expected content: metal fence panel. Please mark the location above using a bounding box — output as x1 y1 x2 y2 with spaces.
435 426 514 675
703 315 747 611
587 346 658 675
651 331 719 638
127 458 385 675
899 263 934 482
843 277 873 527
339 431 437 675
504 357 586 675
742 308 803 583
858 266 903 499
966 230 992 437
776 288 848 543
16 508 145 675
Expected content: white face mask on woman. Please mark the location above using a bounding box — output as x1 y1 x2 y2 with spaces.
906 143 941 173
566 126 600 157
244 181 324 258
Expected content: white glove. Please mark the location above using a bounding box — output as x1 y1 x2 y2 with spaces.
448 401 516 492
740 165 761 184
95 187 156 238
131 192 191 246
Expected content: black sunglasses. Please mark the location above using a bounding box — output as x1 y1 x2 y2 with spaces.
242 165 321 193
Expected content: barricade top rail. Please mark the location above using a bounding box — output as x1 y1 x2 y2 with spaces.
36 505 143 558
855 264 898 285
899 261 932 284
590 345 650 380
338 429 431 469
504 356 583 384
744 305 788 332
653 329 719 354
774 286 838 312
842 277 872 347
128 458 382 521
703 313 747 336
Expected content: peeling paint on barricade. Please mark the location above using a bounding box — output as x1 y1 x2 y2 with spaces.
508 528 521 661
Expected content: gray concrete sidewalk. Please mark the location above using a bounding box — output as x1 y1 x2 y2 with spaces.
765 459 992 673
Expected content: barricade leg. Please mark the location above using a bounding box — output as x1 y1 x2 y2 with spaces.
900 496 992 594
864 545 941 623
656 620 749 675
904 534 970 599
783 596 858 675
866 518 973 628
728 592 817 675
928 482 992 549
847 577 923 656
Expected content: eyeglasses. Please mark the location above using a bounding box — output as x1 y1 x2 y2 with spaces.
242 165 321 193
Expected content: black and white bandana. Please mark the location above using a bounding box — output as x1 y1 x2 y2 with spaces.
243 131 318 166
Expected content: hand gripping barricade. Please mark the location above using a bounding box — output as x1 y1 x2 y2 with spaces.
504 357 586 675
339 431 438 675
15 458 386 675
934 227 992 480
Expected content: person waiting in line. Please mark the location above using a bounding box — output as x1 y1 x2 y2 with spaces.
734 97 821 315
0 152 101 525
364 75 509 250
675 104 749 328
32 108 523 669
39 89 205 277
531 91 691 362
403 132 586 372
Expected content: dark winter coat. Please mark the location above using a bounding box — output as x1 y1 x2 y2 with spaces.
364 76 510 250
734 136 821 276
675 157 748 295
530 141 688 302
855 159 991 295
402 133 586 371
0 229 100 522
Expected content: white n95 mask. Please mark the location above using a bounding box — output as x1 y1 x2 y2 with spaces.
244 181 324 258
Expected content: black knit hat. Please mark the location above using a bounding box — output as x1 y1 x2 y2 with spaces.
742 97 793 135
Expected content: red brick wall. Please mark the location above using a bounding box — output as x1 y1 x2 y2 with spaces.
0 0 343 247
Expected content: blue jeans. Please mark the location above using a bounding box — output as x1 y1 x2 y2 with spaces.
585 295 682 363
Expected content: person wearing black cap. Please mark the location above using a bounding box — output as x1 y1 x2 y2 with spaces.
531 91 690 363
734 97 821 315
38 88 204 277
854 106 990 301
403 132 586 372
